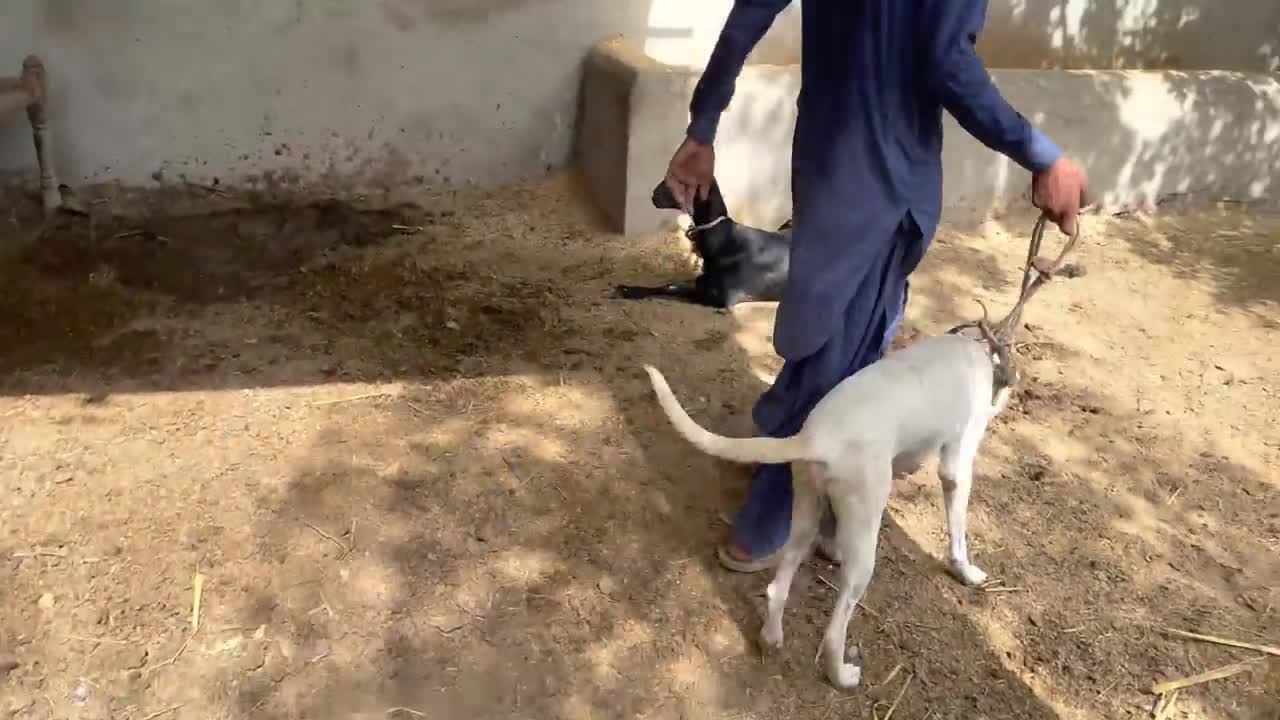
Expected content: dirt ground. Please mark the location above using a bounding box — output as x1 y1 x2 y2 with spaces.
1 174 1278 720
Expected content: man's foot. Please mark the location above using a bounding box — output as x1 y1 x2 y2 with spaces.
717 537 843 573
717 542 779 573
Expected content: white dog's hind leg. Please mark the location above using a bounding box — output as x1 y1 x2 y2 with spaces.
991 385 1013 417
821 460 892 691
760 462 823 652
938 423 989 587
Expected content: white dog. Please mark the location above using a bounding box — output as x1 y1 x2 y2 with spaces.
644 331 1011 690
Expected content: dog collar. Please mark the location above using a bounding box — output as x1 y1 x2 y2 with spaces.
685 216 729 237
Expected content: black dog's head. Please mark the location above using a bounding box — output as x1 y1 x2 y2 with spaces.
651 179 735 260
651 180 682 211
651 178 728 220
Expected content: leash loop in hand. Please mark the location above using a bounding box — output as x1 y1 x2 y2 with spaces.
990 213 1083 344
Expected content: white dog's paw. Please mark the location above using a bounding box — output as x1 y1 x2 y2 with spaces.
950 561 988 587
826 662 862 691
759 624 784 654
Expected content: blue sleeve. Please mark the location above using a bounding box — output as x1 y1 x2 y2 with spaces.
925 0 1061 174
687 0 792 145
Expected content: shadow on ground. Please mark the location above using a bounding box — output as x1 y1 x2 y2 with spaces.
1 175 1277 720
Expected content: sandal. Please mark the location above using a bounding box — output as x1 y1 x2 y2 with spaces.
717 537 843 573
717 542 780 573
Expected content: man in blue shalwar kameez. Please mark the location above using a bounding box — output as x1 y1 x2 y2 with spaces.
664 0 1090 572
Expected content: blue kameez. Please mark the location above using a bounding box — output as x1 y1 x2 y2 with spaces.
685 0 1064 558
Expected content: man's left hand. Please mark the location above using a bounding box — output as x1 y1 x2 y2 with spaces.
1032 158 1090 235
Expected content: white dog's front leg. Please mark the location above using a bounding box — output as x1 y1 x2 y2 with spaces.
938 432 988 587
760 464 823 652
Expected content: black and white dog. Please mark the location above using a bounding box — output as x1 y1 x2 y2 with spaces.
614 180 791 309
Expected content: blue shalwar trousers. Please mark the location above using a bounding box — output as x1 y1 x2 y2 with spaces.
731 214 928 558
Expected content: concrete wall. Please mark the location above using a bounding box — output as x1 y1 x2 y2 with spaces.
0 0 1276 194
641 0 801 68
978 0 1280 72
0 0 667 192
580 38 1280 235
643 0 1280 73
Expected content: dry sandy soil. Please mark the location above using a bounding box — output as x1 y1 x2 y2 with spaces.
1 174 1278 720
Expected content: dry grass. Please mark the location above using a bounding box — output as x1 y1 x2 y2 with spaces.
1 175 1277 720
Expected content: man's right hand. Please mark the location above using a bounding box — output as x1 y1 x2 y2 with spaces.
664 137 715 214
1032 157 1090 236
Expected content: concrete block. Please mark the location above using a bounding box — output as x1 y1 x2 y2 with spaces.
577 37 1280 236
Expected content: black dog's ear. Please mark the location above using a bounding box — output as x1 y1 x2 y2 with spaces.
651 180 681 210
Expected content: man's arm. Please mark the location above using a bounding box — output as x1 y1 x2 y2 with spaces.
687 0 792 145
924 0 1061 174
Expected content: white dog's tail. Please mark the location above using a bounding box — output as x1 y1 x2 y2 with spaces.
643 365 812 465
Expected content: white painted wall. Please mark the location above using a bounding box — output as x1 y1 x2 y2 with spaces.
642 0 802 67
979 0 1280 71
581 37 1280 234
0 0 661 192
643 0 1280 72
0 0 1275 193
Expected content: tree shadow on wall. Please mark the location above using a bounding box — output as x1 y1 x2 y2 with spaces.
980 0 1280 72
